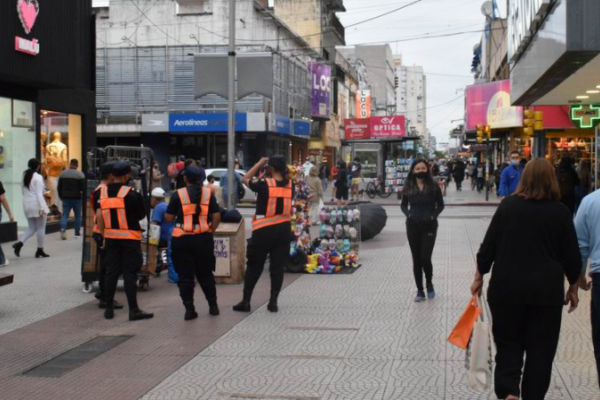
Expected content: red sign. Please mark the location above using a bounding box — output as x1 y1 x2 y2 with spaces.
15 0 40 56
344 119 370 140
533 106 576 129
370 116 406 138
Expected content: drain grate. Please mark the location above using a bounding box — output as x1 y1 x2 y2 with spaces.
23 335 133 378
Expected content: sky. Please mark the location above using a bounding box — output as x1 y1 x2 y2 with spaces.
339 0 507 146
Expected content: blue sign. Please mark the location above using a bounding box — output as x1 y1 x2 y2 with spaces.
274 115 291 135
293 120 310 137
169 113 247 133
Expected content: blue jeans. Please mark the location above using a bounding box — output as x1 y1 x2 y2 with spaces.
61 199 82 234
167 239 178 282
592 275 600 387
321 178 328 191
0 213 5 264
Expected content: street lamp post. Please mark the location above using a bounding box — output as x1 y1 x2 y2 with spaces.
226 0 236 209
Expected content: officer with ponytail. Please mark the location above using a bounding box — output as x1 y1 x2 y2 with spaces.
233 155 293 313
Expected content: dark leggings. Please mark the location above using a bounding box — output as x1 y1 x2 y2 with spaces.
406 221 438 292
243 222 291 300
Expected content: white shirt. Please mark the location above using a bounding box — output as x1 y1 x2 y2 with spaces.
22 172 50 218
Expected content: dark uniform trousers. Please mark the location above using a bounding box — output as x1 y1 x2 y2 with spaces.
244 222 291 297
104 239 142 310
490 303 563 400
171 235 217 304
94 236 109 300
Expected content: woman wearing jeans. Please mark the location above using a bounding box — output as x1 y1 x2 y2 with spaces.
13 159 50 258
471 159 581 400
0 181 15 266
401 159 444 302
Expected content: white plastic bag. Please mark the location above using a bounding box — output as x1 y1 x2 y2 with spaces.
467 297 493 390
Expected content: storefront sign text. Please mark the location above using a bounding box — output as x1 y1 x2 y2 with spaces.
293 120 310 137
15 0 40 56
344 119 370 140
370 116 406 139
309 62 331 120
570 104 600 129
356 90 372 119
169 113 247 133
508 0 555 61
465 80 523 131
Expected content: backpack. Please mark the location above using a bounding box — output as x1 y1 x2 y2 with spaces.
167 163 180 179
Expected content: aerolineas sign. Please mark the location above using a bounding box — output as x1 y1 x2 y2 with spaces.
508 0 555 62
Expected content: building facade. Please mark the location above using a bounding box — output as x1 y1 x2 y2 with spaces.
394 55 428 143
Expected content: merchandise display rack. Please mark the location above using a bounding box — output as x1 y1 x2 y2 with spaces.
384 159 411 194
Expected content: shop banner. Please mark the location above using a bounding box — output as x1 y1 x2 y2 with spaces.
169 113 247 133
293 120 311 137
344 119 370 140
309 62 331 119
141 114 169 132
273 115 291 135
356 90 372 119
370 116 406 139
465 80 523 131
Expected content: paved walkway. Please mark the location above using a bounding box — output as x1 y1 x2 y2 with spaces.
0 206 597 400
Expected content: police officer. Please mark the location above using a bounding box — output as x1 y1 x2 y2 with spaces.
165 165 221 320
233 155 293 313
91 161 123 310
95 161 153 321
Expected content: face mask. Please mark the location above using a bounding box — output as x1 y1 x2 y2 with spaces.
510 160 520 167
414 172 427 180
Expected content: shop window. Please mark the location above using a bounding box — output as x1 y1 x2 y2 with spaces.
40 111 82 221
0 97 36 228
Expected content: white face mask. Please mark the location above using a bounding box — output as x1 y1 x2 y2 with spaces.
510 159 520 166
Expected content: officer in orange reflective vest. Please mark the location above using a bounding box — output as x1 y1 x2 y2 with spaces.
95 161 153 321
165 166 221 320
90 161 124 310
233 155 293 313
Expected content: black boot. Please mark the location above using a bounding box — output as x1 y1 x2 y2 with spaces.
233 288 252 312
129 308 154 321
267 293 279 313
184 302 198 321
208 300 220 316
98 299 124 310
35 248 50 258
13 242 23 257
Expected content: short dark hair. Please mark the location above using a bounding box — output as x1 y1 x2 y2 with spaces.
510 151 521 157
207 175 215 183
354 157 360 162
70 159 78 166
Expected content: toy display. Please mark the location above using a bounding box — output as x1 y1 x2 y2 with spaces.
304 206 361 274
289 175 313 266
384 159 411 194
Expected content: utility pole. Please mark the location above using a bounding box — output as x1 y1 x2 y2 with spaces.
226 0 236 209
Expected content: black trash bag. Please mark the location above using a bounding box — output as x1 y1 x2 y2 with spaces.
349 201 387 241
221 209 243 223
286 247 308 273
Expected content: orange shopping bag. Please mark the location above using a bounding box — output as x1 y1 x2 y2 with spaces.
448 296 481 350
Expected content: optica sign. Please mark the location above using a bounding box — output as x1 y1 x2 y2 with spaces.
15 0 40 56
344 119 370 140
370 116 406 138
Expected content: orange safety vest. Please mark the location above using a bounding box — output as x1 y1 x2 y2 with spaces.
172 187 212 237
92 183 106 235
252 178 293 231
99 185 142 241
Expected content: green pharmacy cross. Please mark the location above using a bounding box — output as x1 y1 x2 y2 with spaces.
570 104 600 129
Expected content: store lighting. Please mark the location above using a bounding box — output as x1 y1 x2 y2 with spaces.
587 90 600 94
0 131 3 138
576 95 590 99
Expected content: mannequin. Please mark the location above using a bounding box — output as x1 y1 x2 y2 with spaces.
46 132 68 214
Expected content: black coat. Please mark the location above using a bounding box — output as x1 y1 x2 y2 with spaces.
453 162 466 182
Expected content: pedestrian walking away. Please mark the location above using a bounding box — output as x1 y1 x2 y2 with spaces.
556 156 580 215
401 159 445 302
90 161 124 310
306 166 324 224
165 166 221 320
150 188 177 283
13 159 50 259
575 187 600 387
350 157 362 201
499 151 523 199
95 161 153 321
452 159 465 191
472 159 581 400
0 180 15 266
334 161 349 206
233 155 294 313
58 159 85 240
319 163 330 192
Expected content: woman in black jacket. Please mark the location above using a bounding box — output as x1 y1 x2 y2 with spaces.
471 158 581 400
401 159 445 302
334 161 349 206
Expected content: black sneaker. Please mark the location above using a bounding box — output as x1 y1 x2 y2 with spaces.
414 291 426 303
98 300 124 310
129 309 154 321
232 301 251 312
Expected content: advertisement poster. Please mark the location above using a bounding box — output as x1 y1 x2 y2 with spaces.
356 90 372 119
309 62 331 119
465 80 523 131
370 116 406 139
344 119 370 140
214 238 231 277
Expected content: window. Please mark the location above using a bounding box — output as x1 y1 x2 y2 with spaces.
176 0 212 15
